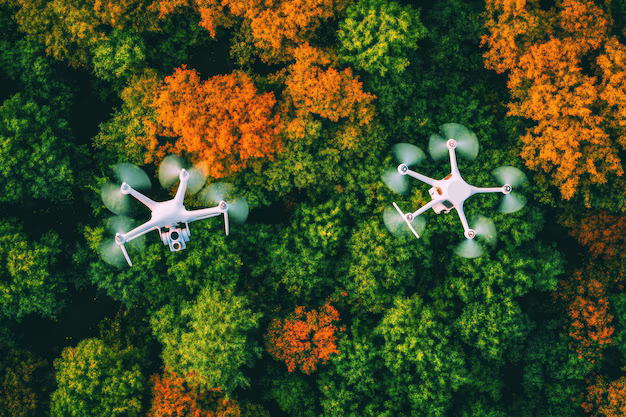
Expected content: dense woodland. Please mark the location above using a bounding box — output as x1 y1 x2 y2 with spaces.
0 0 625 415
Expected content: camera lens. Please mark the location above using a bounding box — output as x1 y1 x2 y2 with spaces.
170 231 179 240
172 241 181 250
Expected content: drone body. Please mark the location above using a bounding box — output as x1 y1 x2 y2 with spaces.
100 156 248 267
383 124 527 258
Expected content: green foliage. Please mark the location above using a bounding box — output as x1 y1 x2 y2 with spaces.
511 320 593 417
337 0 427 76
92 29 146 82
50 338 146 417
0 218 66 320
0 93 74 204
317 319 387 416
150 284 262 393
86 219 241 310
262 365 318 417
0 349 48 417
374 295 468 416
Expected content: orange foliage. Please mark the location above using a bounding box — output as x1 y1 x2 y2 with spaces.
554 267 615 362
150 0 234 38
153 0 350 61
582 373 626 416
265 302 345 374
283 43 376 136
481 0 626 199
148 369 240 417
565 211 626 260
149 66 283 178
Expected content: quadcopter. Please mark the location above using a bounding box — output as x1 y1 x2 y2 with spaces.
382 123 527 258
99 155 249 267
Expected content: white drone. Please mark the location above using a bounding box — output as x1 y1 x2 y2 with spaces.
99 155 249 267
382 123 527 258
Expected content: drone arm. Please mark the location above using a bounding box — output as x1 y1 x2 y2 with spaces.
410 198 442 217
405 169 436 186
183 206 224 223
471 186 504 195
119 219 161 244
173 170 189 205
448 147 460 176
455 202 472 238
123 185 159 211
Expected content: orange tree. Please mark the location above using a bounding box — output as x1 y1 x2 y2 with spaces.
265 301 344 374
582 373 626 417
481 0 626 202
147 66 283 178
148 369 240 417
154 0 351 63
553 266 616 363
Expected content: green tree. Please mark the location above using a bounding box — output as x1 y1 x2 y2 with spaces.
374 295 468 416
49 338 146 417
85 220 242 310
261 363 318 417
0 219 66 320
92 29 146 82
150 284 262 393
337 0 427 76
0 94 74 204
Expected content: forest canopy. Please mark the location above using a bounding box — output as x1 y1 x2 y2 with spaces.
0 0 625 416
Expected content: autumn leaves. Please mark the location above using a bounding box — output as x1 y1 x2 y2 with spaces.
481 0 626 201
133 0 376 179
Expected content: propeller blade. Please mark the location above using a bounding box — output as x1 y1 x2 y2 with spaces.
441 123 479 160
492 166 527 188
199 183 249 224
473 216 497 244
382 168 409 194
105 215 134 235
392 143 425 166
428 134 448 160
186 166 207 195
101 183 131 215
227 197 249 224
500 193 527 213
99 239 128 268
383 206 425 237
455 239 484 259
159 155 184 189
200 182 234 205
112 163 151 190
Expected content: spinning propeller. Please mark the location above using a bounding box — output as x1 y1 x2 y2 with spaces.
429 123 479 161
98 155 248 267
198 183 249 235
382 143 425 194
101 163 151 215
493 166 527 213
455 216 497 259
381 123 528 259
158 155 207 195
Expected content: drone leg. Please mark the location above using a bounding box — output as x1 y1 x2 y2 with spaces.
223 211 230 236
392 202 420 239
448 147 460 176
405 169 437 186
119 244 132 267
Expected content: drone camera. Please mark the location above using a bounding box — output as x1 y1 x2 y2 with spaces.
161 226 190 252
